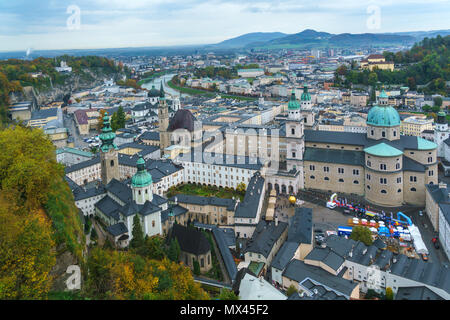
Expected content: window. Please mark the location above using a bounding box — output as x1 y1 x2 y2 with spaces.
291 128 295 135
366 174 371 181
201 258 204 268
110 160 114 167
310 165 315 171
324 167 330 172
380 164 387 170
338 168 344 174
292 152 296 158
429 170 434 177
310 176 315 179
411 188 417 192
428 157 433 163
410 176 417 182
353 180 359 184
353 169 359 175
393 131 397 137
371 130 374 136
339 179 344 183
382 131 386 138
380 178 387 184
381 190 387 194
367 185 371 190
398 189 402 193
152 220 155 227
367 160 372 167
324 177 330 181
397 177 402 183
396 163 400 169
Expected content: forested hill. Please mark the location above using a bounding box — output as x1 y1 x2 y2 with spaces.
335 35 450 95
0 56 129 124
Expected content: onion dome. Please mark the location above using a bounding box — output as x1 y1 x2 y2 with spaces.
131 156 153 188
148 85 160 98
99 112 118 152
300 85 311 101
288 90 300 110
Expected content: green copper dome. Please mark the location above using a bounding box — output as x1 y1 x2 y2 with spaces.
288 90 300 110
148 85 160 98
367 105 401 127
99 112 118 152
131 156 153 188
301 85 311 101
379 88 388 99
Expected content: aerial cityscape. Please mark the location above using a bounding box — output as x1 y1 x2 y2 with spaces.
1 0 450 306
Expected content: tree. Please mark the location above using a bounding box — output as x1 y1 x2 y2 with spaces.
368 72 378 87
385 287 394 300
130 215 145 249
350 226 373 246
422 104 432 113
168 238 181 262
193 259 201 276
286 285 298 297
434 96 443 108
432 105 441 113
90 227 98 241
236 182 246 194
111 106 126 132
218 288 239 300
137 236 166 260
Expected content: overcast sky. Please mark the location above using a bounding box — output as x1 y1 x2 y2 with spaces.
0 0 449 52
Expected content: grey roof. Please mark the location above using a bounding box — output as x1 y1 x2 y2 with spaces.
178 150 264 171
373 249 393 270
106 179 133 204
325 235 358 258
305 247 345 271
283 259 358 298
95 196 121 221
30 108 58 120
170 194 236 211
245 220 288 258
304 148 365 166
73 184 106 201
170 224 211 256
426 183 450 205
107 222 128 237
235 172 265 219
395 286 445 300
288 207 313 245
305 129 424 152
403 156 426 172
161 204 188 223
212 227 238 281
271 241 299 271
65 155 100 174
139 131 160 141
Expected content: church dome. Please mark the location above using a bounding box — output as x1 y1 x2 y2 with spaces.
168 109 196 132
301 85 311 101
148 85 160 98
367 105 401 127
288 91 300 110
131 156 152 188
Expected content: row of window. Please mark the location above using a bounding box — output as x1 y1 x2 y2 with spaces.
308 165 360 175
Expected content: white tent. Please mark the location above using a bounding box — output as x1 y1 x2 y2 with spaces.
408 225 428 254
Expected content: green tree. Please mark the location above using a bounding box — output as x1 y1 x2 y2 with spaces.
236 182 246 194
130 215 145 249
350 226 373 246
193 259 201 276
368 72 378 87
422 104 432 113
137 236 166 260
218 288 239 300
286 285 298 297
434 96 443 108
168 238 181 262
385 287 394 300
90 227 98 241
432 105 441 113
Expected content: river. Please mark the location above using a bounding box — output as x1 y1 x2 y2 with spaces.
141 73 190 98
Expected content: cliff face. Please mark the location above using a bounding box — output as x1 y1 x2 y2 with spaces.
9 68 125 106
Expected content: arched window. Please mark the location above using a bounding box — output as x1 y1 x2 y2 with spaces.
381 190 387 194
354 180 359 184
411 188 417 192
310 176 315 179
339 179 344 183
398 189 402 193
110 160 114 167
324 177 329 181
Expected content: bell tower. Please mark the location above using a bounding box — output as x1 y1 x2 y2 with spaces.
158 82 170 155
99 112 119 185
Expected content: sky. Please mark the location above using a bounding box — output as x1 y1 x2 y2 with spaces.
0 0 449 52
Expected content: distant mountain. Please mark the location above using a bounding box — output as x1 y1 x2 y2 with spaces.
211 32 287 48
213 29 450 49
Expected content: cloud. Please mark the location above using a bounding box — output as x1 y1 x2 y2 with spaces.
0 0 449 51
